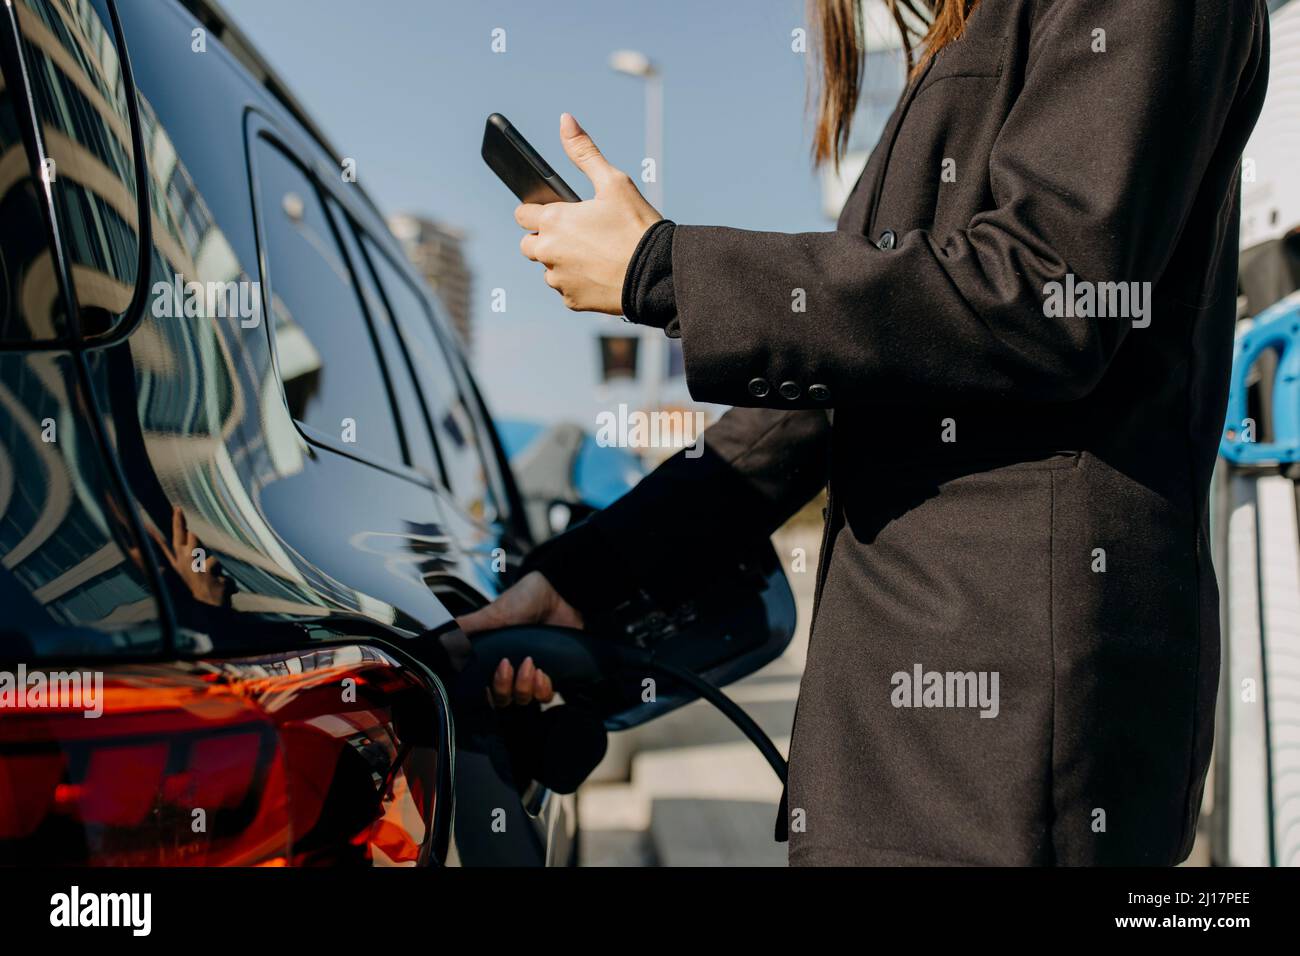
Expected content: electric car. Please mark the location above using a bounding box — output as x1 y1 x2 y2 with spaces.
0 0 794 866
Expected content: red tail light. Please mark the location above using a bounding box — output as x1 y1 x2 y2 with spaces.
0 645 450 866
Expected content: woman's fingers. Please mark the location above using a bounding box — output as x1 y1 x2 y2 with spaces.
488 657 554 709
457 575 546 634
520 232 548 264
455 605 494 632
456 599 512 635
490 658 513 708
455 573 583 709
513 657 536 705
534 668 554 704
171 505 187 552
514 203 544 231
145 520 172 562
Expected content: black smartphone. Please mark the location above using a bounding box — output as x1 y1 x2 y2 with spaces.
481 113 581 204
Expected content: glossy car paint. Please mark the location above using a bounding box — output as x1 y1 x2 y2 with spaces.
0 0 573 865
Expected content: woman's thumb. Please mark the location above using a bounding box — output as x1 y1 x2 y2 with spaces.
456 602 505 635
560 113 616 190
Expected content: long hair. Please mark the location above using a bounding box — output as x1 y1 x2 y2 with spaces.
810 0 981 167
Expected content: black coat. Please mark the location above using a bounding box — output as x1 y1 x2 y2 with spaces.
531 0 1270 865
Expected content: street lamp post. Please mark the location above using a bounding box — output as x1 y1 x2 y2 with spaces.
610 49 663 416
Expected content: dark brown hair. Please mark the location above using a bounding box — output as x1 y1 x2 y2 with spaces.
810 0 981 166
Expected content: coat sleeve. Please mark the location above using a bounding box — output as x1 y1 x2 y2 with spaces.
671 0 1264 408
524 406 829 618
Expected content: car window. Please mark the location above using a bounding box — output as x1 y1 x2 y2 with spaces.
0 56 64 342
1 0 139 342
360 234 498 522
17 0 142 336
326 198 439 478
254 139 403 464
438 325 514 527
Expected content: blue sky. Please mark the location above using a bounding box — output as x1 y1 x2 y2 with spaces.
221 0 836 424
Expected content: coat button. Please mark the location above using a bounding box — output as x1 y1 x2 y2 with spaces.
876 229 897 251
779 381 801 400
748 377 771 398
808 383 831 402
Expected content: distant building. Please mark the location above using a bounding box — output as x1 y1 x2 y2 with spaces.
387 214 473 350
819 0 910 218
1238 0 1300 316
1241 0 1300 250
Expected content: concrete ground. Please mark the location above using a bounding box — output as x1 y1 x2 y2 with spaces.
577 523 1213 867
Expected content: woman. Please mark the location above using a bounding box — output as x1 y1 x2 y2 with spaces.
459 0 1270 865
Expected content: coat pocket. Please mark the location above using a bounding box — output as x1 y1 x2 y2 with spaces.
874 450 1083 487
915 34 1009 97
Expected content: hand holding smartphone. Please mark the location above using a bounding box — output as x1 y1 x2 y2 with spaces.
482 111 662 316
481 113 580 204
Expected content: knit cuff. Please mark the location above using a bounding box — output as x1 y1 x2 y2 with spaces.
620 219 677 329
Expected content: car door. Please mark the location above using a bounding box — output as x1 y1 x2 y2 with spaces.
336 211 576 865
0 0 456 867
241 126 468 624
21 0 473 863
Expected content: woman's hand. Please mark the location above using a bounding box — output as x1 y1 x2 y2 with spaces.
516 113 662 315
149 505 228 607
456 571 583 708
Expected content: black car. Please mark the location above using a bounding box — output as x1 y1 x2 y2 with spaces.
0 0 794 866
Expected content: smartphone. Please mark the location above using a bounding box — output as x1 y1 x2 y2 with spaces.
481 113 581 204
